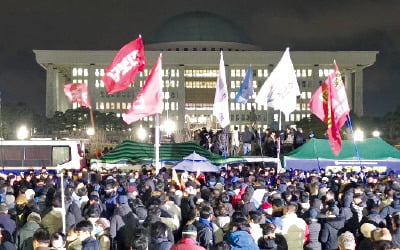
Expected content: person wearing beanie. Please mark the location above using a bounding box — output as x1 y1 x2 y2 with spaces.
15 194 31 229
109 195 139 250
94 218 111 250
0 203 16 241
281 203 308 250
16 212 42 250
320 206 345 250
41 197 63 235
171 224 205 250
304 208 321 250
338 231 356 250
357 223 376 250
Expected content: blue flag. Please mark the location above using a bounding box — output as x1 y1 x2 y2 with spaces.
235 66 254 104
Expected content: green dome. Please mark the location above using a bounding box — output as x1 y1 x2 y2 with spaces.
147 11 254 45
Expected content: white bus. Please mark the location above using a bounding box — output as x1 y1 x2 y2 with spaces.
0 139 85 173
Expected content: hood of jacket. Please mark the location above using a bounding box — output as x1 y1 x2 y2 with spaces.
227 230 257 248
324 216 345 230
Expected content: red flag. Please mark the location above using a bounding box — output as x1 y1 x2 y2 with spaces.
63 83 91 108
309 61 350 155
123 55 163 125
102 37 146 94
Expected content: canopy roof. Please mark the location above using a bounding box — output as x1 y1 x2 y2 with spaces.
285 138 400 161
97 140 243 165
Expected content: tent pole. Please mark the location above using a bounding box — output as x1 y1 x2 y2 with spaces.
155 114 161 174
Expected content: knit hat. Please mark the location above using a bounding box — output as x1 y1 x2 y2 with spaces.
27 212 41 223
0 203 8 213
261 202 273 210
182 224 197 236
25 189 35 201
360 223 376 238
15 194 28 205
96 218 110 229
372 228 392 241
309 208 319 219
117 195 129 205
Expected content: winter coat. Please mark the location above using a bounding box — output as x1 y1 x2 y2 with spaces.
109 204 139 250
304 220 321 250
149 238 173 250
236 201 257 217
320 216 345 250
41 208 63 235
0 214 16 239
226 230 260 250
193 219 214 250
15 220 41 250
171 237 205 250
81 237 100 250
380 199 400 219
361 212 386 227
392 228 400 248
66 201 85 233
281 213 307 250
258 237 277 250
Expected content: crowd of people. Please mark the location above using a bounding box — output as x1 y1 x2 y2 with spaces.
1 162 400 250
195 126 308 157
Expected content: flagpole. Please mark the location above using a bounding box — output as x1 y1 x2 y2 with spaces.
155 113 161 174
346 114 362 166
89 108 95 130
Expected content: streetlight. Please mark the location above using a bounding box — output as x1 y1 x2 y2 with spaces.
86 127 95 136
372 130 381 137
17 126 29 140
137 125 147 141
163 120 176 136
354 129 364 141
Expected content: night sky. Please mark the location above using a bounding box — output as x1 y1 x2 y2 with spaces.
1 0 400 117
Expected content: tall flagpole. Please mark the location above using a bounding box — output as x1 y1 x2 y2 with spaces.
155 114 161 174
346 114 362 166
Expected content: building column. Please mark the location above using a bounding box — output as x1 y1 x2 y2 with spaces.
88 64 96 109
343 69 353 110
46 65 57 118
177 65 185 132
354 67 364 116
58 74 69 112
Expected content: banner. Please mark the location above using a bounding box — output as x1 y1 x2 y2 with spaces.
63 83 91 108
123 55 163 124
102 36 146 94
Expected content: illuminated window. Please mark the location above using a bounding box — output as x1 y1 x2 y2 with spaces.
241 104 245 111
257 69 263 77
105 102 110 109
230 92 235 99
100 102 104 110
247 103 252 110
274 114 279 122
110 102 115 109
290 114 295 121
230 103 235 110
308 69 312 77
296 114 301 121
116 102 120 110
95 80 100 88
100 80 104 88
171 102 175 110
231 69 235 77
72 68 78 76
127 103 131 109
165 102 169 111
84 68 88 77
264 69 268 77
164 92 170 100
122 103 126 110
307 92 312 99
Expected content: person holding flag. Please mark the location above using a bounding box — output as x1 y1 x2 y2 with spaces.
309 61 350 155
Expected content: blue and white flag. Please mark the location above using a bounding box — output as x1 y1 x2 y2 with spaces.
213 51 230 128
255 47 300 118
235 66 254 104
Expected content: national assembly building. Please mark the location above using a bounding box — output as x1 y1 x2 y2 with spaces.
34 11 378 136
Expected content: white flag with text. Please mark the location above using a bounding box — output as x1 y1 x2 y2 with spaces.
255 47 300 118
213 52 230 128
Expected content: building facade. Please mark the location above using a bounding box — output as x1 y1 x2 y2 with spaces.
34 12 378 135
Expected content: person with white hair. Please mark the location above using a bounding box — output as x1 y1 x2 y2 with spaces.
338 231 356 250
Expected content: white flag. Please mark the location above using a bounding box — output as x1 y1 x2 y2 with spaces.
255 47 300 117
213 51 230 128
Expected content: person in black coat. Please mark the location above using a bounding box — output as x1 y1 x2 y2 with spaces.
391 213 400 248
0 204 16 242
236 192 257 217
304 208 321 250
320 206 345 250
75 220 100 250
